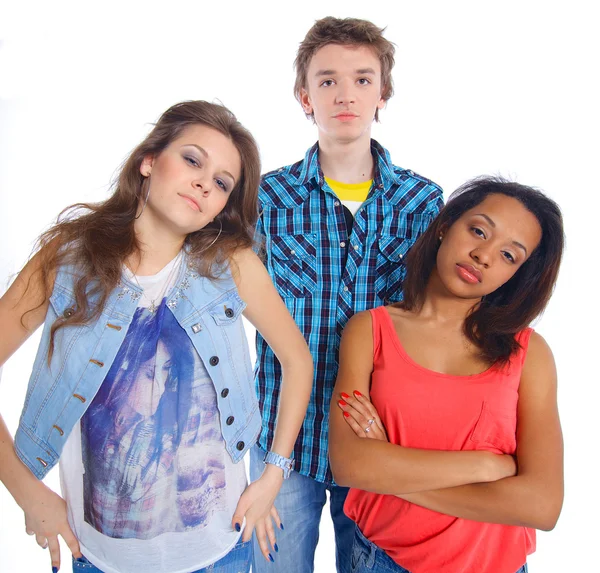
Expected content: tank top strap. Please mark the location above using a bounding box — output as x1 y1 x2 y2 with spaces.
369 306 396 362
512 327 534 368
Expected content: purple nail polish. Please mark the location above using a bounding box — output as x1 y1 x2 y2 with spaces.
269 553 274 562
234 522 241 532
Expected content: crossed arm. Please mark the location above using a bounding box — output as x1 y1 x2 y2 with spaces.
328 311 564 531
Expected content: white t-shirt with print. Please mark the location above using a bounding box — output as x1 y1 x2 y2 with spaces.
60 254 247 573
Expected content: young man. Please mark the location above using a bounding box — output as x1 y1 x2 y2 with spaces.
251 17 444 573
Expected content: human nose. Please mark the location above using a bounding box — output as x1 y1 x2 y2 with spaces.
470 246 492 268
335 79 356 105
193 175 212 195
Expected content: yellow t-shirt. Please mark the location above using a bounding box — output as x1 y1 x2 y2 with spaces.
324 177 372 216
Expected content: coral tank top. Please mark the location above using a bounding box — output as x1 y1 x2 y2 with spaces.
344 306 535 573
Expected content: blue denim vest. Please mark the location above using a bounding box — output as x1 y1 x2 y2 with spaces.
14 254 261 479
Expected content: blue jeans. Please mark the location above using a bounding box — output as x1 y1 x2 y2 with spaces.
351 526 528 573
71 538 251 573
250 445 354 573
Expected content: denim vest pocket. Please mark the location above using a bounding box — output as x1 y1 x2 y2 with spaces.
208 294 246 325
269 233 317 299
49 279 101 316
49 287 76 317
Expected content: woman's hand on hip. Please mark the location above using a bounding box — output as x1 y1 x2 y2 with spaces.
232 464 283 562
21 479 81 571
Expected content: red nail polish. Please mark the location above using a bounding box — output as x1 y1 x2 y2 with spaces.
353 390 362 397
338 400 347 407
343 412 350 418
341 392 350 399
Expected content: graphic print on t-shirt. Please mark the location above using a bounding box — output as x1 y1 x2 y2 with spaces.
81 299 226 539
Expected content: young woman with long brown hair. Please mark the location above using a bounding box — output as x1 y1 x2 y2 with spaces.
0 100 313 573
329 177 564 573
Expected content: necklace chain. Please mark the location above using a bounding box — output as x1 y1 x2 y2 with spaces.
128 251 183 313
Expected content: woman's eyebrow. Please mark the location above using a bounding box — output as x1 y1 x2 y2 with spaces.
475 213 496 228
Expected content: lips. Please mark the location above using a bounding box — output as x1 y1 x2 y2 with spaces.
456 263 483 283
179 193 201 212
334 111 358 120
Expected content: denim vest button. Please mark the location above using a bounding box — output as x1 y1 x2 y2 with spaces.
226 416 234 425
17 258 263 480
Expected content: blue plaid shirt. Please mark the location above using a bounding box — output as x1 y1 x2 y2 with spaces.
255 140 443 483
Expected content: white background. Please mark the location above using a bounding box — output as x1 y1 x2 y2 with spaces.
0 1 598 571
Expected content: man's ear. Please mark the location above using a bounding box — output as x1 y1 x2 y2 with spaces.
300 88 313 115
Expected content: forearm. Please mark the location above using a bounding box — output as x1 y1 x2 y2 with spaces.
0 415 41 510
399 474 563 531
330 437 505 495
269 356 313 458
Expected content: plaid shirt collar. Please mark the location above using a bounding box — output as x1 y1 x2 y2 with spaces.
294 139 403 198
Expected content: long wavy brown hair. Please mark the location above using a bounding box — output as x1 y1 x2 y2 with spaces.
402 176 564 365
26 100 261 355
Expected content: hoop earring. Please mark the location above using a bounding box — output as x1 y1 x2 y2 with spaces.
201 219 223 252
134 179 151 220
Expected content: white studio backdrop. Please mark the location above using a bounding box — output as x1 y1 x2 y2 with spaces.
0 1 598 571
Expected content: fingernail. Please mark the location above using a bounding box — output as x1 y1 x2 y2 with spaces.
269 553 274 562
341 392 350 399
52 568 58 573
280 522 285 530
338 399 347 407
274 543 279 552
234 522 241 532
343 412 350 418
353 390 362 397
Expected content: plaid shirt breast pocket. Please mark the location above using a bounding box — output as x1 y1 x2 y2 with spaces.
375 235 413 303
269 233 318 299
